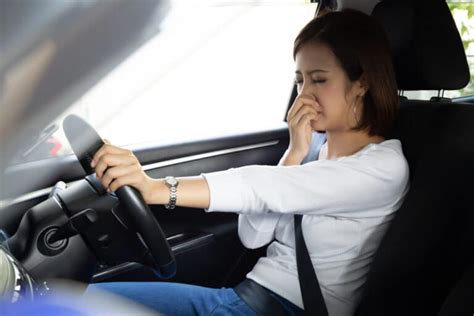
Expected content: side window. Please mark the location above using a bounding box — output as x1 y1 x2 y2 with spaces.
404 0 474 100
29 1 317 162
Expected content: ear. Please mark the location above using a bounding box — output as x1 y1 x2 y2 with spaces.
355 74 369 97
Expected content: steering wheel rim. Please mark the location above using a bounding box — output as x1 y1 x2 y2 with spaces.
63 114 176 279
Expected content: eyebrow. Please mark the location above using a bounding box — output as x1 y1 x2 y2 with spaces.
295 69 329 75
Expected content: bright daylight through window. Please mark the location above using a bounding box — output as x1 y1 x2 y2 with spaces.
41 0 318 161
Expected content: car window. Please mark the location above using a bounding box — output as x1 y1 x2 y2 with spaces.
404 0 474 100
22 0 317 163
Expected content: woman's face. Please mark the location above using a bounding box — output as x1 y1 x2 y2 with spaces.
294 42 365 133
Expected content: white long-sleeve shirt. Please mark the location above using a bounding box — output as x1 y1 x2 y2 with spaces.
202 139 410 316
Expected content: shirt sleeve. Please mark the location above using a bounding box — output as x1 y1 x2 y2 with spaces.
201 146 409 217
238 214 280 249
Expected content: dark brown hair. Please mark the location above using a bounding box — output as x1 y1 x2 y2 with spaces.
294 9 398 137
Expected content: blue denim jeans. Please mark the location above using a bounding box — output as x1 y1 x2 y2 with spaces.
87 281 303 316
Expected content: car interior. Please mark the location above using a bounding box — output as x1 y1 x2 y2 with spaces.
1 0 473 315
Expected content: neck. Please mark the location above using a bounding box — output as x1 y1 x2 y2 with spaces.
324 130 384 160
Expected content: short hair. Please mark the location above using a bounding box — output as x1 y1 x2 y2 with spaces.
293 9 398 137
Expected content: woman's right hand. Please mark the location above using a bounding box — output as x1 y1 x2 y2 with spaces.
285 94 321 163
91 142 156 203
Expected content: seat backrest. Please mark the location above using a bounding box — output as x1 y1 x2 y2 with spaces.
356 100 474 316
356 1 473 315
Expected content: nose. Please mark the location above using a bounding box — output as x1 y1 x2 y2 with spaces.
298 81 316 102
297 87 320 110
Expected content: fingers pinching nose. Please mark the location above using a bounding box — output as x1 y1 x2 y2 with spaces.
299 93 315 100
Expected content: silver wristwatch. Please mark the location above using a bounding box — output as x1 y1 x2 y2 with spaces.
164 176 179 210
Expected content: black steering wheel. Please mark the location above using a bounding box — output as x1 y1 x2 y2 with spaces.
63 114 176 279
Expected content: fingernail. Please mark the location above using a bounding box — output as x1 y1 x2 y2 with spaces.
107 188 111 193
90 160 95 167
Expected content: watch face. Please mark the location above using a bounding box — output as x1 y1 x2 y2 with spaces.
166 177 178 186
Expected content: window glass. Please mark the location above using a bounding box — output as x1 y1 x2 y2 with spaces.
38 0 317 161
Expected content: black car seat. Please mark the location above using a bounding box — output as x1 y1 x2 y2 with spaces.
355 0 473 315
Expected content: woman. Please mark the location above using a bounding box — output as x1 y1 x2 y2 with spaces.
88 9 410 316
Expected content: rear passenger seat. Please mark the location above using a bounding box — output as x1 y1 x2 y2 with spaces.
355 1 473 315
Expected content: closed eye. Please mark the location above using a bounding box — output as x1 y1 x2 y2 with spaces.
293 78 326 85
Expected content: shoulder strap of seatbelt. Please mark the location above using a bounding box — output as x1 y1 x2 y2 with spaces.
294 214 329 316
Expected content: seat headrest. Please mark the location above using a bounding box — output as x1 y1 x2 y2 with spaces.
372 0 470 91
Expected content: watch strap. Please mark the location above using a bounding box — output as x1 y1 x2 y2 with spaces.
164 176 178 210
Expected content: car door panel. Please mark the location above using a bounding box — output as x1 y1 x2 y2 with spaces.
1 127 289 287
93 128 289 286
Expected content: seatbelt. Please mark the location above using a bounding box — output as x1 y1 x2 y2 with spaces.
294 214 329 316
295 133 329 315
